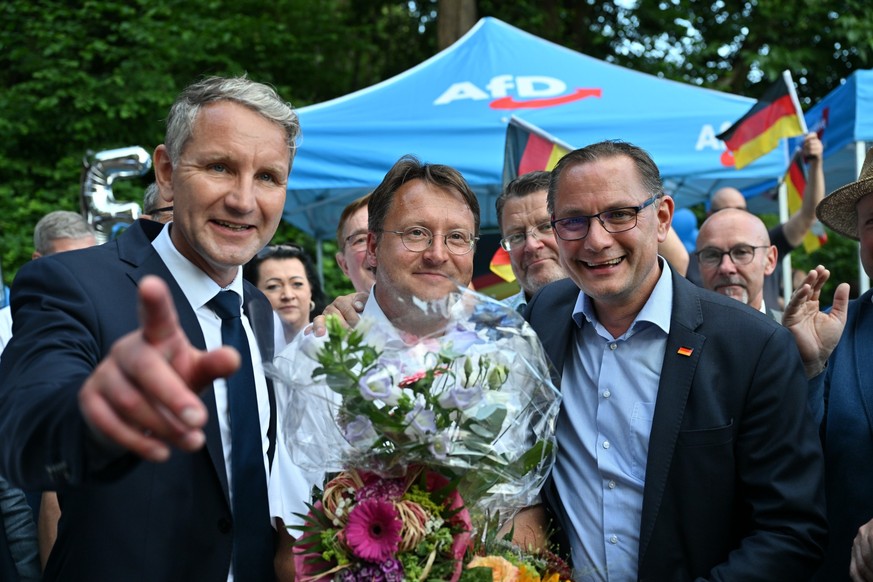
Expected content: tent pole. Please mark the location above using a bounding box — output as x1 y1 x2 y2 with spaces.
858 141 871 295
316 239 325 290
778 180 792 308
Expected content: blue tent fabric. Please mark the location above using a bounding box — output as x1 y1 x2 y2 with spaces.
285 17 789 240
801 69 873 193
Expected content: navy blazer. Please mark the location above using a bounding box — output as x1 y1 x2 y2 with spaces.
810 289 873 581
0 220 277 582
526 273 827 581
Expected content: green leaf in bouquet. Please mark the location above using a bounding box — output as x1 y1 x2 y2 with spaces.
505 439 555 479
465 406 507 441
457 466 505 503
459 566 494 582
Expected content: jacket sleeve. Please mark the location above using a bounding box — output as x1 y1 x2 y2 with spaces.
0 257 136 490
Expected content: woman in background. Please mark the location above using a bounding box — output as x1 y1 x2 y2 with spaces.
244 244 328 343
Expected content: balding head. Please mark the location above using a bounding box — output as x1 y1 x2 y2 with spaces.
696 208 777 309
709 187 747 214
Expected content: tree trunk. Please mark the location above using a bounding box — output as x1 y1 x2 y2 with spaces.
437 0 477 50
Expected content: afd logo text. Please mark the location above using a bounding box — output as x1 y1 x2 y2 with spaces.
434 75 601 109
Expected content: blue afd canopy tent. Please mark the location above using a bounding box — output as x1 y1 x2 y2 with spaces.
284 16 789 241
801 69 873 292
802 69 873 194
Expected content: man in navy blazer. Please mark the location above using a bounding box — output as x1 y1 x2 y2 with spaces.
525 140 827 580
0 76 299 581
784 146 873 581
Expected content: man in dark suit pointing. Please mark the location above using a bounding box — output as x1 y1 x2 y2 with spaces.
526 140 827 581
0 76 298 581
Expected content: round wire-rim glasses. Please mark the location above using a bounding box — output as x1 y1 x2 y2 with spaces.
380 226 478 256
499 221 554 252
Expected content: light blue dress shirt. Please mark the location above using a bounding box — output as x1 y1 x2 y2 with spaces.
553 261 673 581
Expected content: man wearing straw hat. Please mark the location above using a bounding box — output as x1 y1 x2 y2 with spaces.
784 146 873 581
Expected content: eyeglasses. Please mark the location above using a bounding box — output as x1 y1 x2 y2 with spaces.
381 226 478 256
499 221 554 252
695 244 769 268
256 243 304 259
551 194 661 241
147 205 173 215
343 232 368 251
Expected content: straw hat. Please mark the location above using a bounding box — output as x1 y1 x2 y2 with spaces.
817 147 873 240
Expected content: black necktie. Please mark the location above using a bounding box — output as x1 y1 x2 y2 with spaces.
208 291 271 581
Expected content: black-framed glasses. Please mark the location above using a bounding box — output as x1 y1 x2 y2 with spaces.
695 244 769 268
551 194 661 241
499 221 554 252
381 226 478 256
256 243 304 259
343 231 368 251
147 205 173 215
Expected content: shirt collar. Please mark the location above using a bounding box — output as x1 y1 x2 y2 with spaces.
151 223 244 310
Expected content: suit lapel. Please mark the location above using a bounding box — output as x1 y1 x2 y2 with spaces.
851 294 873 442
530 279 580 384
638 273 705 566
120 221 231 505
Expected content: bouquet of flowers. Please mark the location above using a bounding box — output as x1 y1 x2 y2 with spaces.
269 287 562 581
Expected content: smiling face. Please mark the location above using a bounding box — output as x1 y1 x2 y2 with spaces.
552 155 672 320
154 100 289 287
256 257 312 338
499 190 565 298
368 179 475 324
336 205 375 293
696 209 776 309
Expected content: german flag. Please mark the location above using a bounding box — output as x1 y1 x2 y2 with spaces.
785 151 827 252
489 117 573 287
503 116 573 184
717 71 806 169
489 247 515 282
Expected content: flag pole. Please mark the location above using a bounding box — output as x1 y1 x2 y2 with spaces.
782 70 808 134
780 70 806 308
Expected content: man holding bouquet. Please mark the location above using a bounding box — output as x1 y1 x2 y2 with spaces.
526 140 827 580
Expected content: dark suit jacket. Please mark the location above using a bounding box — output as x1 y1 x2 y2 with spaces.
0 220 276 582
809 289 873 581
527 273 827 581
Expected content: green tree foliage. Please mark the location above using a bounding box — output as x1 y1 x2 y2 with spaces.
2 0 872 304
0 0 435 298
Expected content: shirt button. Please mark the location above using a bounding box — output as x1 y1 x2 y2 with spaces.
609 342 618 351
609 535 618 544
602 440 610 449
608 480 616 489
602 390 611 398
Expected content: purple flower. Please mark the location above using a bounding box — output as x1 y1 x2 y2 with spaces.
357 476 406 502
343 415 379 449
437 383 483 410
403 402 437 441
380 557 405 582
357 564 385 581
358 366 402 405
442 329 481 354
429 431 453 460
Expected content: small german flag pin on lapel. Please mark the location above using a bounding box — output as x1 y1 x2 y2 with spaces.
677 346 694 357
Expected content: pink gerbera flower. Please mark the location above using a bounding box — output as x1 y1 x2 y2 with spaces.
345 498 403 562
